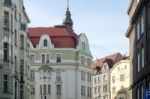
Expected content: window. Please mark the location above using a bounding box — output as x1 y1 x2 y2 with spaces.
46 54 49 63
3 74 8 93
30 70 35 80
87 87 91 97
103 75 107 82
103 85 107 92
98 86 101 94
11 14 13 31
42 54 49 63
81 71 85 81
3 42 9 61
94 78 97 84
137 14 144 40
4 11 9 30
56 70 61 81
56 54 61 63
137 52 140 72
141 47 144 68
87 58 91 66
4 0 12 6
15 30 17 46
82 42 85 50
112 87 116 94
112 76 115 83
137 87 140 99
30 55 34 63
43 84 46 95
94 87 97 95
48 85 51 94
20 35 24 49
30 85 35 94
87 73 91 82
81 56 85 65
43 39 48 47
120 74 125 81
40 85 42 94
81 86 85 96
98 76 100 83
56 85 61 95
20 60 24 74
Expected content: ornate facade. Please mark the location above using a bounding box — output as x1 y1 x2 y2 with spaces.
0 0 30 99
28 7 93 99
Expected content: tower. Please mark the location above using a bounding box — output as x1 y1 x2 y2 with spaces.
63 0 73 31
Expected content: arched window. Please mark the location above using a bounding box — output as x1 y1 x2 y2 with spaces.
43 39 48 47
82 42 85 50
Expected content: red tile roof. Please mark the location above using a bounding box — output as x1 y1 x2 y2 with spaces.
28 26 77 48
92 52 123 70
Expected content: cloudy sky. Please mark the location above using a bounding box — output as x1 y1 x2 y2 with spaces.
24 0 130 59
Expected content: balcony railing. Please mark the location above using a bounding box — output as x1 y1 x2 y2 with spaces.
3 0 12 7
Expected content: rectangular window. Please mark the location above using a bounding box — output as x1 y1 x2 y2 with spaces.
40 85 42 95
43 84 46 95
20 35 24 49
81 85 85 96
31 85 35 94
46 54 49 63
98 86 101 94
30 70 35 80
15 30 17 46
87 73 91 82
3 42 9 61
42 54 45 63
30 55 34 63
56 54 61 63
87 58 91 66
137 14 144 40
4 11 9 30
94 87 97 94
81 71 85 81
137 51 140 72
103 86 107 92
137 87 140 99
56 85 61 95
48 85 51 94
3 74 8 93
20 60 24 74
120 74 125 81
81 56 85 65
141 47 144 68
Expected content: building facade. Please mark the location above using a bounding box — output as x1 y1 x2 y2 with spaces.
126 0 150 99
110 58 130 99
0 0 30 99
28 7 93 99
92 53 123 99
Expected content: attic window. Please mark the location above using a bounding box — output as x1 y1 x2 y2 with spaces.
43 39 48 47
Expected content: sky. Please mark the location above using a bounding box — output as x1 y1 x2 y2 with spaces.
24 0 130 60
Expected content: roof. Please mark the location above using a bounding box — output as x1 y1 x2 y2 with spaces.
92 52 123 70
28 26 77 48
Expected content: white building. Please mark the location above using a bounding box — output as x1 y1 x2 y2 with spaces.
28 6 93 99
92 53 123 99
0 0 30 99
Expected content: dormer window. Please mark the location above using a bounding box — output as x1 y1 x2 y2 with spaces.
43 39 48 47
82 42 85 50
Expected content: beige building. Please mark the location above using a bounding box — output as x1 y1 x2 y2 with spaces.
110 58 130 99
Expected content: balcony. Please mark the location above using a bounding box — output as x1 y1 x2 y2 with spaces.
20 23 26 31
3 0 12 7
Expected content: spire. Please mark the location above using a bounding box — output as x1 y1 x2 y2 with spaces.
63 0 73 31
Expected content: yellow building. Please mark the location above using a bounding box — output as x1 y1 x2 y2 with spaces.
110 58 130 99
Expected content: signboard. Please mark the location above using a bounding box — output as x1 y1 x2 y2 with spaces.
144 89 150 99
